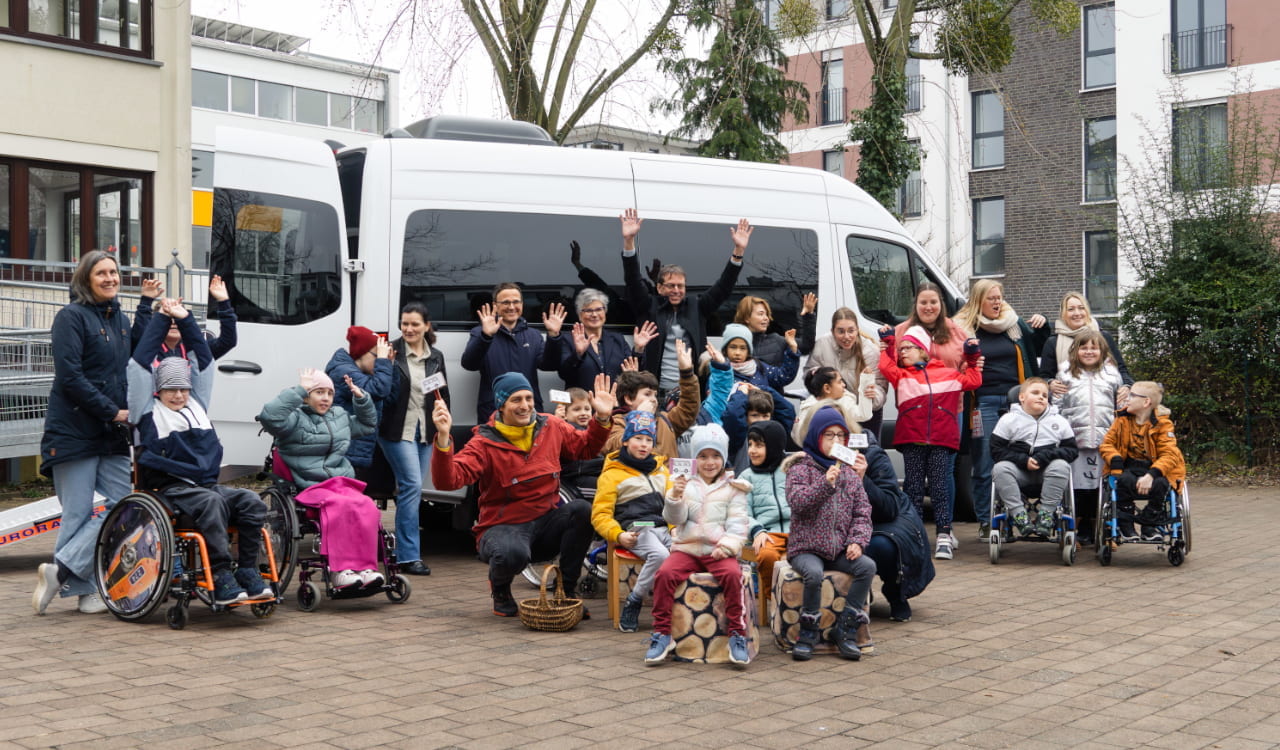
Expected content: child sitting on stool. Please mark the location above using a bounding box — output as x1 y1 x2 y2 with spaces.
1101 381 1185 541
990 378 1079 537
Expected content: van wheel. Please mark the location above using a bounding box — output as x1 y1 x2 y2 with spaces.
952 454 975 522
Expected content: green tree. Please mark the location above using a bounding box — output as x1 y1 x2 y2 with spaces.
659 0 809 162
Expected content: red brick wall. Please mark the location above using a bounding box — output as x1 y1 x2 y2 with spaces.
1228 0 1280 66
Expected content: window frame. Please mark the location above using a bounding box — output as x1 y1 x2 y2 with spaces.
896 140 923 218
1172 101 1228 191
823 149 844 177
971 90 1004 169
972 196 1005 276
1084 230 1119 315
4 0 153 59
1083 116 1117 203
1082 2 1116 90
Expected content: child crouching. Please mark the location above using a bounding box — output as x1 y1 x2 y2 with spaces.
645 424 751 667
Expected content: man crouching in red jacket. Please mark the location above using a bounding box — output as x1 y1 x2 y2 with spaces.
432 371 616 617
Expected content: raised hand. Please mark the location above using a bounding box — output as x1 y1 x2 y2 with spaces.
730 218 754 254
589 373 618 417
299 368 325 392
1028 313 1047 328
620 356 639 372
646 258 663 286
801 292 817 316
432 398 452 444
675 337 693 371
569 240 582 268
141 278 164 299
343 374 365 400
632 320 658 351
670 474 687 500
571 322 593 357
208 275 229 302
161 297 189 319
784 328 798 352
705 341 726 365
620 208 643 249
554 402 567 419
542 302 567 337
375 335 392 360
477 303 499 337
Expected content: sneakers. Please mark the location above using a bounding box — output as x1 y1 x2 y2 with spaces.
77 593 108 614
491 583 518 617
33 563 60 616
934 535 953 560
212 570 248 605
619 595 642 633
235 568 274 601
1117 522 1139 541
1034 515 1056 538
945 532 959 550
1011 511 1031 536
332 569 363 589
978 524 991 541
644 632 676 664
728 634 751 666
358 570 385 589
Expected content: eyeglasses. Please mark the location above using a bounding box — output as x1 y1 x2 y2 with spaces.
580 306 606 315
898 344 920 352
820 430 847 440
495 300 522 307
1129 393 1152 401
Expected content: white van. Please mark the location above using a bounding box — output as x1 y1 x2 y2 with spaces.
209 120 966 504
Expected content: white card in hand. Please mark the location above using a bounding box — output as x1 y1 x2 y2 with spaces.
549 389 572 404
830 443 860 466
667 458 693 478
421 373 447 393
846 433 869 449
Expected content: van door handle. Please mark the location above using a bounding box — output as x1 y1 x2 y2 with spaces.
218 360 263 374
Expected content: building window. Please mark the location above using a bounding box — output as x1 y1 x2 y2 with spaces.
353 98 380 133
884 0 897 8
258 81 293 121
1173 103 1228 191
972 197 1004 275
821 58 845 125
295 88 329 126
972 91 1003 169
192 70 229 111
1085 231 1118 314
1171 0 1228 73
8 0 152 57
1083 3 1115 89
827 0 849 17
1084 117 1116 202
823 149 843 177
0 157 151 264
231 76 256 115
896 140 922 217
758 0 781 29
905 37 922 112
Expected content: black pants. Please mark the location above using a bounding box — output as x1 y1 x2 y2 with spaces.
1115 471 1170 525
162 484 265 572
478 499 592 589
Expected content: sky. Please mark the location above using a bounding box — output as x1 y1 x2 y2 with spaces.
191 0 696 134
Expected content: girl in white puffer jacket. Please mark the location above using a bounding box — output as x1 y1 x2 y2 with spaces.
1054 330 1124 544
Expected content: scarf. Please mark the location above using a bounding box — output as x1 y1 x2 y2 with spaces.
977 304 1022 341
800 406 846 470
747 420 787 473
617 445 658 476
1054 318 1099 367
731 359 758 378
493 419 535 452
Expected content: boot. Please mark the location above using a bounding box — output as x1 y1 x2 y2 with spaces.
792 610 821 661
491 581 517 617
833 607 869 661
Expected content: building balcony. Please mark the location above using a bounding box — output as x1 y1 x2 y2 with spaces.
820 86 847 126
1167 24 1231 74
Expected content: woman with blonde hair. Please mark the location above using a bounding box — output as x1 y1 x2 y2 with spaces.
1037 291 1132 398
807 306 886 436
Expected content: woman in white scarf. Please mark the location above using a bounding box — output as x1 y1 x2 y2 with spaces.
1036 292 1132 398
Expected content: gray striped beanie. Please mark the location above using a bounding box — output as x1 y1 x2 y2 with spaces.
154 357 192 392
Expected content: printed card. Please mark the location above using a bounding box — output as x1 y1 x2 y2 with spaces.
549 389 572 404
421 373 447 394
847 433 869 449
830 443 860 466
667 458 693 479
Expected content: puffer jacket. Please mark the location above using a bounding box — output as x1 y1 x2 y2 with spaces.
990 403 1079 469
879 334 983 450
326 348 395 467
460 317 561 423
740 465 790 540
751 311 816 366
41 299 132 475
1101 412 1186 484
663 473 751 557
784 453 872 561
258 386 377 489
591 451 670 544
603 369 700 458
862 434 934 600
1055 362 1124 450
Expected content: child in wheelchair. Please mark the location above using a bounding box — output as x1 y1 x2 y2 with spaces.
990 378 1079 538
128 300 271 605
1101 381 1185 541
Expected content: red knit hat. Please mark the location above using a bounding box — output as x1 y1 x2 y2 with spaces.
347 326 377 358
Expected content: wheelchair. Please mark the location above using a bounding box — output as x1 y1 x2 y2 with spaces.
517 483 606 597
988 471 1078 566
95 488 294 629
261 448 412 611
1096 474 1192 567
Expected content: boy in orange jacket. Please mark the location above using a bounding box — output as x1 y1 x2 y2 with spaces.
1101 381 1185 541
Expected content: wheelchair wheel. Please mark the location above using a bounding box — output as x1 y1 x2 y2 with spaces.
1178 484 1192 555
989 530 1002 564
1061 532 1076 566
250 601 276 619
296 580 321 612
166 602 188 630
96 493 174 623
386 574 411 603
1167 546 1184 567
260 488 299 596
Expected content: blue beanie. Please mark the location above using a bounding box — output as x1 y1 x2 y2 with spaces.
688 423 730 463
492 372 533 410
720 323 754 356
622 410 658 443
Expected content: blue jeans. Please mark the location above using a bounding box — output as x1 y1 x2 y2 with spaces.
377 436 430 564
51 455 131 597
969 394 1006 527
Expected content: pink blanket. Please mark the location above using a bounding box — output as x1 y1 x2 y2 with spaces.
295 476 381 572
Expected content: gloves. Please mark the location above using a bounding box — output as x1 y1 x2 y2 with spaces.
878 327 894 341
963 339 981 356
1109 456 1124 471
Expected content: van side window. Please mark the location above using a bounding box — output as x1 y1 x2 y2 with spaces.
210 188 342 325
400 209 818 335
846 235 955 324
336 151 365 258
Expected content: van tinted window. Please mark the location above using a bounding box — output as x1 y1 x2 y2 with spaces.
401 209 818 335
846 235 958 325
211 188 342 325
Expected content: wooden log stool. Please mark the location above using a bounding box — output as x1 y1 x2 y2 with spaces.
607 543 647 629
769 559 871 655
669 560 760 663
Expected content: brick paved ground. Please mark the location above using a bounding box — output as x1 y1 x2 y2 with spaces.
1 485 1277 749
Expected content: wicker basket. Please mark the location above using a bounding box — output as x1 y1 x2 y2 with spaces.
518 564 584 632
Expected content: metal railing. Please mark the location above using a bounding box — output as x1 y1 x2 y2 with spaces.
905 75 922 112
0 329 55 459
820 86 847 126
1167 24 1231 74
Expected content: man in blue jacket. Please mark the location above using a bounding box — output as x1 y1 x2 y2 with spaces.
461 282 567 424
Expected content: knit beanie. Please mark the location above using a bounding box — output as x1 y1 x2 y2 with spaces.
622 410 658 443
153 357 191 392
305 371 335 394
801 405 847 470
720 323 754 356
347 326 378 359
688 423 730 463
901 325 931 355
492 372 533 410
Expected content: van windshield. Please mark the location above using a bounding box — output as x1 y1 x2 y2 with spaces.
846 235 959 325
401 209 818 336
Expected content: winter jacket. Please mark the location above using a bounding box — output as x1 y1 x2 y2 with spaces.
808 332 888 411
990 403 1080 470
784 453 873 561
623 250 742 380
895 317 971 371
751 312 816 366
431 413 610 543
379 338 450 445
591 451 670 544
603 368 701 458
40 298 132 475
970 319 1049 397
663 472 751 557
460 318 561 423
558 329 644 391
134 297 238 360
879 334 983 450
1038 328 1133 384
1054 362 1124 450
861 434 934 600
740 465 790 540
258 386 377 489
674 359 735 459
1101 412 1186 484
127 311 214 425
721 384 796 456
326 348 395 467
